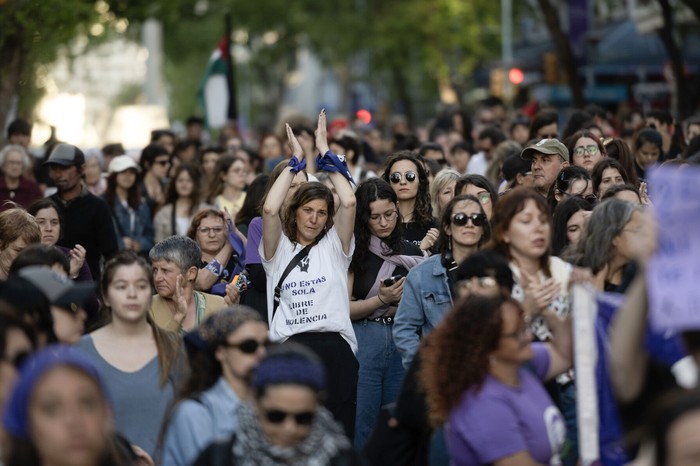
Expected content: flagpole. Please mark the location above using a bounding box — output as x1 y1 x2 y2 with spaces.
225 12 238 121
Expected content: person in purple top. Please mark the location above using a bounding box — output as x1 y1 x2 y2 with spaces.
421 294 572 466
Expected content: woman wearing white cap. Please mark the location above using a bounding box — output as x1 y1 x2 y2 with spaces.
104 155 155 255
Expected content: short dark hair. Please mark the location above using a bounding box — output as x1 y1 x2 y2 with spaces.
9 244 70 276
454 250 514 292
7 119 31 137
477 127 506 146
419 142 445 158
451 141 473 155
101 143 125 157
139 144 170 171
529 110 559 139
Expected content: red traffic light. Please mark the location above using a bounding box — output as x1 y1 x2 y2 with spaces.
356 109 372 125
508 68 524 85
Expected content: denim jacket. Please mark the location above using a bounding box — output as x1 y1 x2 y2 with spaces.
161 377 241 466
393 254 453 369
109 199 154 252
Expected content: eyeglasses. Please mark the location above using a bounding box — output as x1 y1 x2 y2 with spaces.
451 212 487 227
573 145 599 157
220 338 269 354
263 409 315 426
389 171 417 184
455 276 497 293
197 226 225 235
369 211 398 223
475 192 492 205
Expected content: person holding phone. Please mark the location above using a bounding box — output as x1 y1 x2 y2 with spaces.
348 177 424 448
394 194 491 369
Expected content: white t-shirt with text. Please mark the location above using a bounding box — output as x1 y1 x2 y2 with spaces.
260 226 358 353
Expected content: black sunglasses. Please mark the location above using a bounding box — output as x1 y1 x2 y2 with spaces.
451 212 487 227
264 409 315 426
562 191 597 205
389 171 417 184
220 339 268 354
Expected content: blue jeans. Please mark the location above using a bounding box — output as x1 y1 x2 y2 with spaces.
353 320 406 449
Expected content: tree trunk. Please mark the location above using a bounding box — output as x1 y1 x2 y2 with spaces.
0 32 27 136
657 0 692 119
536 0 585 108
390 63 414 129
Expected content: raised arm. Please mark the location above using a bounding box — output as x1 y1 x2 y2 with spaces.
315 110 355 254
261 124 300 260
609 267 649 402
609 210 657 403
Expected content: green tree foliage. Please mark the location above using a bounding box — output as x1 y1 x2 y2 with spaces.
0 0 502 133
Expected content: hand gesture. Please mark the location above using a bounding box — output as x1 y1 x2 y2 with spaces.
315 109 330 155
378 276 406 304
173 275 189 326
521 274 561 316
420 228 440 252
639 182 653 207
68 244 86 278
286 123 304 157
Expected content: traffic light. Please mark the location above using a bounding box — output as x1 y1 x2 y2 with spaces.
544 52 558 83
490 68 505 98
509 68 524 85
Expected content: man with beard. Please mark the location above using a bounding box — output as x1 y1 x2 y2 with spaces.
45 143 118 281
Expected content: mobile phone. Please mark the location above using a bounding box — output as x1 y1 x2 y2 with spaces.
383 275 403 286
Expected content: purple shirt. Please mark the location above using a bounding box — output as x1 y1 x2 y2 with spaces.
245 217 262 265
446 343 566 466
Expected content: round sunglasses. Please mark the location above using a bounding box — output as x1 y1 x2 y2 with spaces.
389 171 417 184
451 212 487 227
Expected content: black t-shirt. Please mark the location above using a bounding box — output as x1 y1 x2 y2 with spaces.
401 219 437 248
352 241 423 300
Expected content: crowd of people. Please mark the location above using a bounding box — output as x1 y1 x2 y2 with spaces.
0 102 699 466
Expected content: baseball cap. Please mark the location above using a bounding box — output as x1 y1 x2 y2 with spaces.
18 266 95 312
43 143 86 167
108 155 141 174
521 138 569 163
502 153 532 182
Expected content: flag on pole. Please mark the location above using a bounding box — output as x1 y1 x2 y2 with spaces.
198 25 237 129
